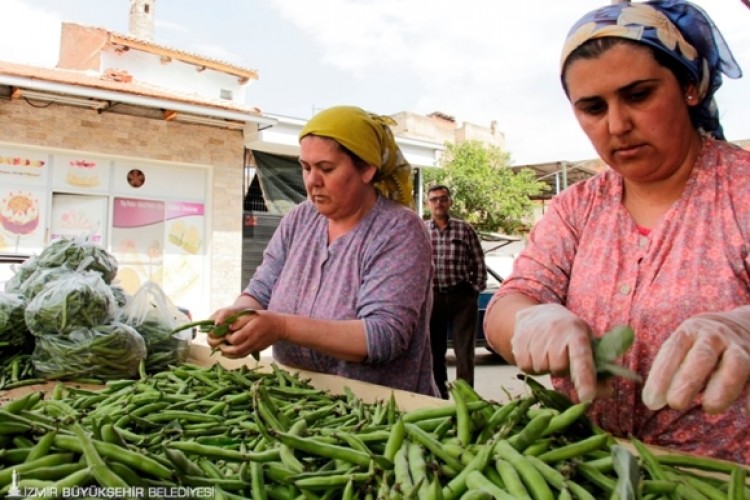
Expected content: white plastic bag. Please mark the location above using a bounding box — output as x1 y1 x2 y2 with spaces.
24 270 116 335
120 281 192 373
32 322 147 380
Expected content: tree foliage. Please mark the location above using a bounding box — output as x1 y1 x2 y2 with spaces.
423 140 549 234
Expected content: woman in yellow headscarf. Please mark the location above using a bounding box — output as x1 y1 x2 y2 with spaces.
208 105 439 396
298 105 414 208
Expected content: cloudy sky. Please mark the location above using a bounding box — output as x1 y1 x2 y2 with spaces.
2 0 749 165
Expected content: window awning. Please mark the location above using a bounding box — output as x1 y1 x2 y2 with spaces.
250 150 306 215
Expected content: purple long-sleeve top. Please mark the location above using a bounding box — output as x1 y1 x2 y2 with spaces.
245 195 439 397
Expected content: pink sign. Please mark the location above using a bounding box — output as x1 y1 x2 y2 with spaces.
113 198 165 228
166 201 205 220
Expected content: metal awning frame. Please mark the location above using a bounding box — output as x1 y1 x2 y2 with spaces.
0 74 277 127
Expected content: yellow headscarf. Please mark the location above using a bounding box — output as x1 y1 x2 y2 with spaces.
299 105 414 207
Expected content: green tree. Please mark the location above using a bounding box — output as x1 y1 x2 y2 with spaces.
423 140 548 234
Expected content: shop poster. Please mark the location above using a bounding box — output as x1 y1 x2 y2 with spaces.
0 187 47 254
49 194 107 245
111 197 166 295
162 201 205 310
0 148 48 187
111 197 205 311
52 154 109 191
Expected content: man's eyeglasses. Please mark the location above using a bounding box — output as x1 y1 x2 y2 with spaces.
428 195 450 203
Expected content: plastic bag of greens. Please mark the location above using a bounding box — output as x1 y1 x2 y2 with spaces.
4 255 40 294
110 282 131 310
120 281 192 373
0 292 33 356
32 322 146 380
25 271 116 335
37 236 119 284
17 266 77 301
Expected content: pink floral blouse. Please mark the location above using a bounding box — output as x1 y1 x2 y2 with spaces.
492 138 750 464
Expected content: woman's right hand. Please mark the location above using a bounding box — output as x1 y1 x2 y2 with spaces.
512 303 597 403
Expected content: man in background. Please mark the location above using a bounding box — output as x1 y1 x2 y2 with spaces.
425 185 486 399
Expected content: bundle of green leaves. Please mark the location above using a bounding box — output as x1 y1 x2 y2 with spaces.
110 283 131 309
17 266 77 301
3 255 40 294
36 237 119 284
24 271 116 335
32 321 147 380
0 292 32 360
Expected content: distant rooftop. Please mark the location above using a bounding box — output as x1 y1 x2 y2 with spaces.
59 22 258 84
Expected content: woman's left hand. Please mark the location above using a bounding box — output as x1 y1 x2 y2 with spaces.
642 307 750 414
219 310 285 358
203 306 253 348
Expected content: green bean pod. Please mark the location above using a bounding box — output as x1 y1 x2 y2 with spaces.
70 423 129 489
508 413 554 453
405 423 463 473
536 434 609 464
542 402 591 437
495 458 531 500
495 440 555 500
54 434 172 479
728 466 747 500
449 382 473 446
385 416 406 462
442 442 494 500
465 469 516 500
273 430 381 469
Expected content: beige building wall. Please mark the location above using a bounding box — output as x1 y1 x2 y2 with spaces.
390 111 505 150
457 121 505 149
0 98 245 313
390 111 455 144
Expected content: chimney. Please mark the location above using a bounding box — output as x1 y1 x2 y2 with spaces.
129 0 155 41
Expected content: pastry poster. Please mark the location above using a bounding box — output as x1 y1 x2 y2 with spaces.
49 194 107 245
0 148 48 186
0 187 47 254
111 197 165 295
52 153 110 191
165 201 205 255
162 201 206 310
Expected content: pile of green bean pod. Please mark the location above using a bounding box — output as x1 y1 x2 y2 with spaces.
0 354 42 391
0 362 747 499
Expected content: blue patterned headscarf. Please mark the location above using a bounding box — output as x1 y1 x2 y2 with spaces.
561 0 742 140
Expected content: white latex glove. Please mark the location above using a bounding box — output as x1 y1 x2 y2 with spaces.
642 306 750 414
512 303 597 403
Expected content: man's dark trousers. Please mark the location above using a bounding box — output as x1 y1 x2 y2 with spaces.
429 282 478 399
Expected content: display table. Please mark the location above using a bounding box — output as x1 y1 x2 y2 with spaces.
187 341 449 412
1 340 746 499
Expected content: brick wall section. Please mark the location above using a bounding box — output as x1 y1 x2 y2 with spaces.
58 23 108 72
0 98 245 314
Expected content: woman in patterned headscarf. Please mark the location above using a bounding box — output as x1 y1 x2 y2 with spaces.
485 1 750 463
560 0 741 140
208 106 439 397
